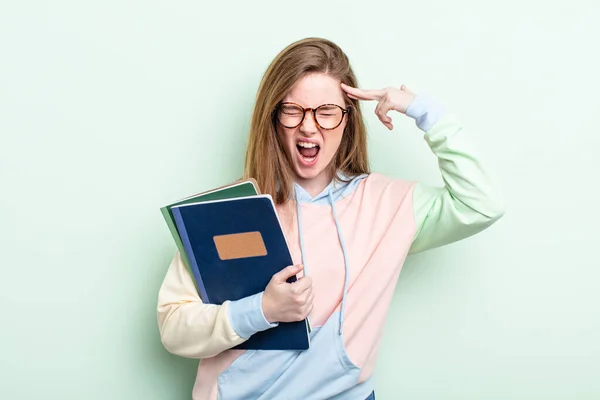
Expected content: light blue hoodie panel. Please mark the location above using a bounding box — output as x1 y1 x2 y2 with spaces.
217 173 373 400
217 312 375 400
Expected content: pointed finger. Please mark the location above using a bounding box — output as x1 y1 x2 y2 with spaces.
341 83 383 101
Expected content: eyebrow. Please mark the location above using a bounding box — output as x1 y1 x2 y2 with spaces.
281 100 346 107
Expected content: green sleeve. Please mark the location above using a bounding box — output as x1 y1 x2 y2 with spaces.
409 114 505 254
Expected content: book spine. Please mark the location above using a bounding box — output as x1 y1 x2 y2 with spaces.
171 207 210 303
160 206 199 290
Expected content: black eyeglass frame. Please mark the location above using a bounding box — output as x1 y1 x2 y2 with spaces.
274 102 352 130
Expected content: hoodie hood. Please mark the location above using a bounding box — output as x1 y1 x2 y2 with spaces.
292 172 369 205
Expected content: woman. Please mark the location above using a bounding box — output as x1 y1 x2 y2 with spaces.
157 37 504 400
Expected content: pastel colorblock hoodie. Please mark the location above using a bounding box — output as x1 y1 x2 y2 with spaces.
157 95 505 399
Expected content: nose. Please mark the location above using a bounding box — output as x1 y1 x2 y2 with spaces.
299 109 318 135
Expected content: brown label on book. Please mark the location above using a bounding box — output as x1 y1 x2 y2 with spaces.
213 231 267 260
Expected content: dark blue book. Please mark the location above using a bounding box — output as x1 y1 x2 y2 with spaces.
171 194 310 350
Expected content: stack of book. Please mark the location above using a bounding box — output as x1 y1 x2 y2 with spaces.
160 179 310 350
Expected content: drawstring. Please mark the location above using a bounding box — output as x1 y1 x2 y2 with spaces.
328 190 350 335
295 186 308 277
294 186 311 330
294 185 350 336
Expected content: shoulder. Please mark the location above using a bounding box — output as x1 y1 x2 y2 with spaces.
338 172 417 212
330 172 417 207
362 172 416 200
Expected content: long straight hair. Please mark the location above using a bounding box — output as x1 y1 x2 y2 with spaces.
243 37 370 204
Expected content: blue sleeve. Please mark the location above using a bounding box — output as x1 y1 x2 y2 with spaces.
405 94 446 131
227 292 278 339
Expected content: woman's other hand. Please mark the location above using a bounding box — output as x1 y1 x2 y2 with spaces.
262 264 314 323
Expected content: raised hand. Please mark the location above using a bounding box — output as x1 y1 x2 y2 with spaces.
262 264 314 323
341 83 416 131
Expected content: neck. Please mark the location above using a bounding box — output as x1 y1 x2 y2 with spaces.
294 169 334 198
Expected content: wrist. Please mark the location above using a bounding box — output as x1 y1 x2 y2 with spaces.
405 95 446 132
261 291 276 323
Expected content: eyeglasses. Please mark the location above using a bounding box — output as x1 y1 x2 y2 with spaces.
275 102 351 130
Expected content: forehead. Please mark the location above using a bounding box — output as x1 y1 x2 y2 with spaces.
283 73 344 107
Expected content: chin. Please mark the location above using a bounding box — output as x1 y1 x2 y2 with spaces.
294 166 324 181
292 158 334 186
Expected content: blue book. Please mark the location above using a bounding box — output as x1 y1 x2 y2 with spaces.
171 194 310 350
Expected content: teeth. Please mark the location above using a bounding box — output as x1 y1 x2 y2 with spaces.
297 141 318 148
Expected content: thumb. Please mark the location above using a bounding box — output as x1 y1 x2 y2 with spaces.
273 264 303 283
400 84 414 95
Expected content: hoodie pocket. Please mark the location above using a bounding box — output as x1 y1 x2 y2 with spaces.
216 349 256 387
217 313 360 400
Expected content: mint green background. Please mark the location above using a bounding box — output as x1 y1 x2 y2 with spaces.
1 1 599 399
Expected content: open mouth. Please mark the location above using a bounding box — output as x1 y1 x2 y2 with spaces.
296 141 320 166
